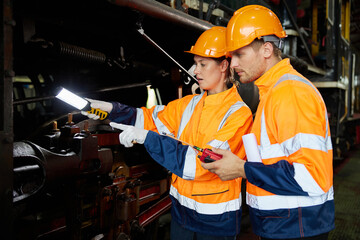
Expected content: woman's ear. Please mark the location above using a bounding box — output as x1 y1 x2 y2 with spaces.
220 59 229 72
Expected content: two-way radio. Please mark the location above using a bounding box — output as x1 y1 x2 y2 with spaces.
162 133 222 163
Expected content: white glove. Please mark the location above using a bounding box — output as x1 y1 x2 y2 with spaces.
109 122 149 148
81 98 113 120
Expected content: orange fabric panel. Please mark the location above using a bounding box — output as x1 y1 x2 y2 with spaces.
248 59 333 196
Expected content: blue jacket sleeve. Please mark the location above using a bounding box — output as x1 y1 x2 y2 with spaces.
244 160 309 196
108 102 137 125
144 131 190 178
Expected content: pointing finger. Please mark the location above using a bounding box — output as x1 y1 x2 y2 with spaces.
109 122 131 131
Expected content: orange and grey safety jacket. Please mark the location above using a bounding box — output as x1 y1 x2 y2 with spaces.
244 59 334 239
109 85 253 236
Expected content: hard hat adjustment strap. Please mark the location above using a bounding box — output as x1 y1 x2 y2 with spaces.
260 35 284 50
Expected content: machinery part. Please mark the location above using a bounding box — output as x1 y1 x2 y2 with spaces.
28 39 131 69
137 27 198 84
57 41 107 64
108 0 212 32
13 129 113 203
205 0 235 21
280 0 316 66
137 195 172 227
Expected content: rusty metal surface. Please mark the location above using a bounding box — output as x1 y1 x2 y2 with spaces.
11 114 171 239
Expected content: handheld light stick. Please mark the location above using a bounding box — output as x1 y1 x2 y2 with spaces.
55 87 109 120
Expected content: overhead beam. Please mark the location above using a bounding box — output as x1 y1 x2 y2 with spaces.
107 0 213 32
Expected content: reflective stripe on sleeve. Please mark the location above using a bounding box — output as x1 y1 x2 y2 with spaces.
152 105 171 135
246 186 333 210
259 110 332 160
134 108 145 128
182 147 197 180
293 162 325 196
281 133 333 155
170 185 242 214
135 105 172 135
275 74 331 142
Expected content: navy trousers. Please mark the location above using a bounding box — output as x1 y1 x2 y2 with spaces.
170 218 237 240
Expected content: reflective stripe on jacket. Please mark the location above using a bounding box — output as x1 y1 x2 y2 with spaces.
244 59 335 239
139 85 253 236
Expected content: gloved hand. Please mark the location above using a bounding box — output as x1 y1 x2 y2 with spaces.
109 122 149 148
81 98 113 120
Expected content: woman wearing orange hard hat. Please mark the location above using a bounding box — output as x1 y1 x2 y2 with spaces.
83 26 253 239
202 5 334 240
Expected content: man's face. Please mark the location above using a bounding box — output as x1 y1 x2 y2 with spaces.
230 44 266 84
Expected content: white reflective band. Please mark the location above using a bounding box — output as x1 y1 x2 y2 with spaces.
275 74 331 141
135 108 145 129
170 185 242 214
135 106 171 135
178 96 246 139
259 133 333 160
293 163 325 196
182 147 197 180
151 105 171 135
260 108 271 147
259 142 284 159
326 135 333 149
246 186 334 210
178 93 204 138
282 133 333 155
207 139 230 150
218 101 245 130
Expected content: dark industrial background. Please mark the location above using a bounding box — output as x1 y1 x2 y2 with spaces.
1 0 360 239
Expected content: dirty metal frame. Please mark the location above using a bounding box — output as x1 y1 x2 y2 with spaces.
108 0 213 32
1 0 14 237
281 0 316 66
107 0 214 85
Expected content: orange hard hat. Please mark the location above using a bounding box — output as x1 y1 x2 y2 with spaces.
226 5 286 53
185 26 227 58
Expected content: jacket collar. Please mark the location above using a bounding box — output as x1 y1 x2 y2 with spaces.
203 84 239 106
255 58 293 98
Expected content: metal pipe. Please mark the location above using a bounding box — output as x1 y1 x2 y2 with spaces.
107 0 212 32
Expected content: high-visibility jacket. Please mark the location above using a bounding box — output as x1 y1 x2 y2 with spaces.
244 59 334 239
109 85 253 236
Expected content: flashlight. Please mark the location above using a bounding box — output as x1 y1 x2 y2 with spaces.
55 87 109 120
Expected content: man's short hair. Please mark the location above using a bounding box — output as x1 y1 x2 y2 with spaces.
250 38 282 59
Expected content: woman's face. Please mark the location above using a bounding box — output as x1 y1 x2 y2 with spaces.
193 55 228 95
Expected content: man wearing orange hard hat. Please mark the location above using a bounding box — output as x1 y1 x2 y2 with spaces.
202 5 334 240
